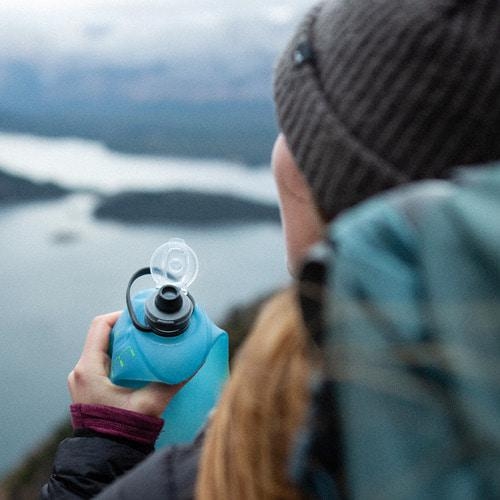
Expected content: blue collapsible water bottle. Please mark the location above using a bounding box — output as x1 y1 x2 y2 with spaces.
109 238 229 447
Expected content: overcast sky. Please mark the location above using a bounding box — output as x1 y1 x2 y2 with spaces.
0 0 315 66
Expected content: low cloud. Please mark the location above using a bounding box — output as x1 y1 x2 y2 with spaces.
0 0 313 67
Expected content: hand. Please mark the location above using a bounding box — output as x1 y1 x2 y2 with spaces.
68 312 185 418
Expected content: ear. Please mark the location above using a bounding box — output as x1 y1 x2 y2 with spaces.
297 239 334 348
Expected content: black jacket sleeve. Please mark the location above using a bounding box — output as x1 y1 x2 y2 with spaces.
40 431 204 499
40 436 149 499
95 432 203 500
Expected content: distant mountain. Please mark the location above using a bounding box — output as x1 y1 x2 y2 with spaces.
0 0 311 164
0 167 69 204
0 99 277 166
0 57 275 107
94 189 280 225
0 56 279 165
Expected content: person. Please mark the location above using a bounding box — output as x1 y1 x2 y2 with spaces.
42 0 500 497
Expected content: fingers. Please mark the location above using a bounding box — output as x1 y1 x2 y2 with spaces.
81 311 122 359
68 311 188 415
77 311 122 375
134 381 187 417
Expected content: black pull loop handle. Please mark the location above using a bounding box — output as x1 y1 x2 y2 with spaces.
126 267 153 332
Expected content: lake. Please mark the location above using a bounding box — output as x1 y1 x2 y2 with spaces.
0 133 290 475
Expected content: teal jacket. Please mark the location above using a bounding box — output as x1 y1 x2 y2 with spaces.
324 163 500 499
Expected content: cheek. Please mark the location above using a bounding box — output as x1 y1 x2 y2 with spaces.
279 193 324 277
272 134 325 275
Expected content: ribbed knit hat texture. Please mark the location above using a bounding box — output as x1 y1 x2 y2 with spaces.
274 0 500 219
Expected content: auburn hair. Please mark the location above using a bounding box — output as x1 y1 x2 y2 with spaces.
196 288 312 499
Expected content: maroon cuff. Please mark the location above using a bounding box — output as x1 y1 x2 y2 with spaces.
70 404 164 447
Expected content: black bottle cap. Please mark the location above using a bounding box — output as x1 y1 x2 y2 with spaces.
145 287 194 337
155 285 183 313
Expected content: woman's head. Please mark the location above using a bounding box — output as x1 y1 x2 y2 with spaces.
273 0 500 220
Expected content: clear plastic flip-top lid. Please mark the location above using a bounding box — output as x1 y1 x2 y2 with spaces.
150 238 199 291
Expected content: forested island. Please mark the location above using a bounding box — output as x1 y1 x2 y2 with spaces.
94 189 280 225
0 166 279 226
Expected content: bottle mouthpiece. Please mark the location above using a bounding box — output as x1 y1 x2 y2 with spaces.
155 285 183 313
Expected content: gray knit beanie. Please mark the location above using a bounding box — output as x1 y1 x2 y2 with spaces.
274 0 500 219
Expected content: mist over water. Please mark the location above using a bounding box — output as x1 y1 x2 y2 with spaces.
0 133 289 475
